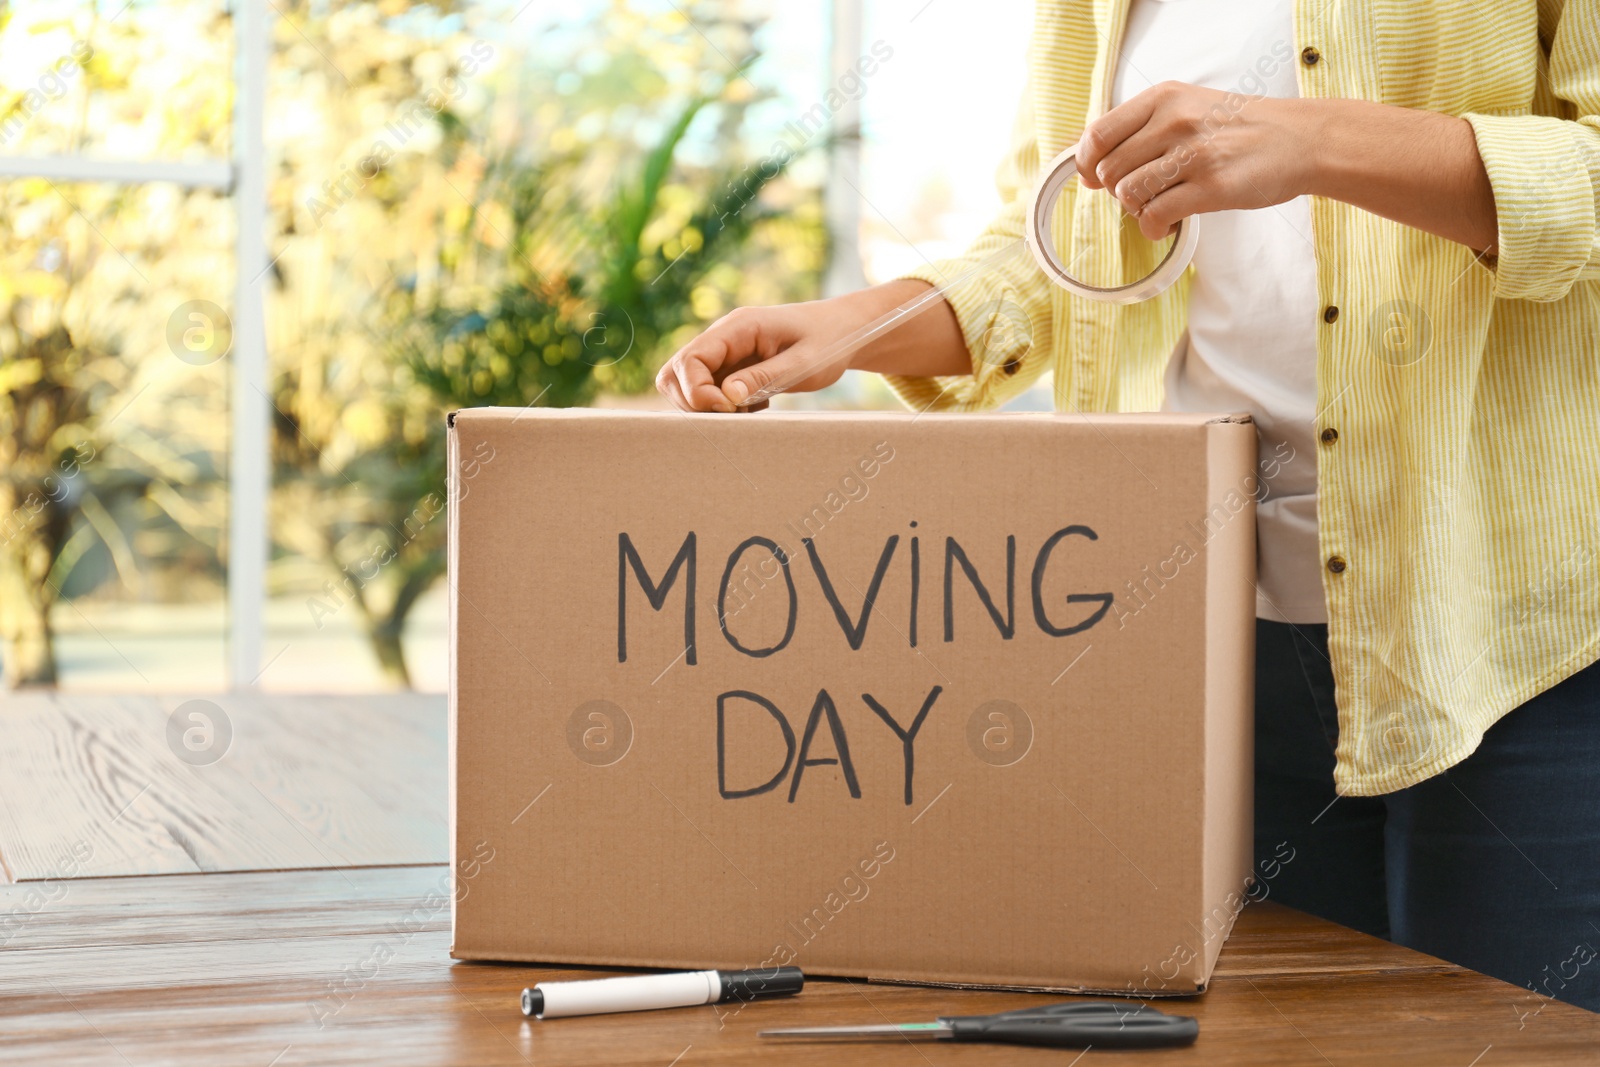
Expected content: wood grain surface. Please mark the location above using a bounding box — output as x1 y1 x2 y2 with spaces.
1 694 1594 1063
0 693 446 881
1 866 1595 1066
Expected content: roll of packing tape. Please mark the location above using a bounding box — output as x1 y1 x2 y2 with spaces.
1024 143 1198 304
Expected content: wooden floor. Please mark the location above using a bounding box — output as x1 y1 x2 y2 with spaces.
1 695 1596 1064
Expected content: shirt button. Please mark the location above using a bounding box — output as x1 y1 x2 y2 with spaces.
1320 427 1339 445
1327 555 1347 574
1301 46 1322 66
1323 305 1339 324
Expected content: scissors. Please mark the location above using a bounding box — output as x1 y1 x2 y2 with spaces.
759 999 1200 1050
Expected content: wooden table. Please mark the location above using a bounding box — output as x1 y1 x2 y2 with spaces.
2 695 1596 1065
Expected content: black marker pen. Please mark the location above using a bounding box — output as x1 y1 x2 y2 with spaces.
521 966 804 1019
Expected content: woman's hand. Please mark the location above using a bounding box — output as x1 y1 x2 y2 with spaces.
655 301 848 413
655 280 970 412
1074 81 1497 253
1075 81 1312 241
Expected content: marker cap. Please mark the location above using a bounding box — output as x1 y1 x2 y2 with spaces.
719 966 805 1004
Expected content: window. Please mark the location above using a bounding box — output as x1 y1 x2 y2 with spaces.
0 0 1035 692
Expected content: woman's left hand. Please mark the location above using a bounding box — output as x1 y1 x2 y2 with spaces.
1075 81 1313 241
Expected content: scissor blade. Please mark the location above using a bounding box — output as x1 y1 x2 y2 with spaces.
759 1022 952 1040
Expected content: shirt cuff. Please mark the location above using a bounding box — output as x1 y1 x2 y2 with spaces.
879 256 1046 413
1464 112 1599 303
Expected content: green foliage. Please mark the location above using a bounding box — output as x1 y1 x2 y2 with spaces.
389 242 595 411
402 57 821 412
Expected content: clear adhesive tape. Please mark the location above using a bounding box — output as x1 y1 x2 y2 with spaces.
1024 143 1198 304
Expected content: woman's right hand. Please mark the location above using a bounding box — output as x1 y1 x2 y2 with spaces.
655 300 850 413
654 280 973 413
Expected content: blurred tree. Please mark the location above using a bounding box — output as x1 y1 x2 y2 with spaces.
0 313 109 686
270 378 447 686
271 0 824 685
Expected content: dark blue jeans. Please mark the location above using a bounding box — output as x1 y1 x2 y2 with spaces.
1253 619 1600 1013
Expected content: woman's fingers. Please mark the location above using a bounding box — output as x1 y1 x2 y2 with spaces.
653 353 691 411
714 354 772 411
1089 123 1178 202
657 367 692 412
657 306 804 412
662 328 739 412
1076 84 1164 188
718 339 834 409
672 342 730 412
1112 149 1187 217
1129 173 1207 241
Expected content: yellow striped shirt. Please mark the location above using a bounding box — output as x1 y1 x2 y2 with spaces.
886 0 1600 794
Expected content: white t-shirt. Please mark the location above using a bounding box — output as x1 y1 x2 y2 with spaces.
1111 0 1327 624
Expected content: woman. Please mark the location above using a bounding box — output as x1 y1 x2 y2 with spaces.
656 1 1600 1010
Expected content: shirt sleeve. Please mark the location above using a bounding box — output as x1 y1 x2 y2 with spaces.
881 73 1062 411
1463 5 1600 303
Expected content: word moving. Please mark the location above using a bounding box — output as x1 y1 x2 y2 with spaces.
617 524 1113 665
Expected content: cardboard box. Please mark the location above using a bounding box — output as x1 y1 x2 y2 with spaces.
448 408 1258 994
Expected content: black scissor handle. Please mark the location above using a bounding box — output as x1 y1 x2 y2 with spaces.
941 1000 1199 1050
